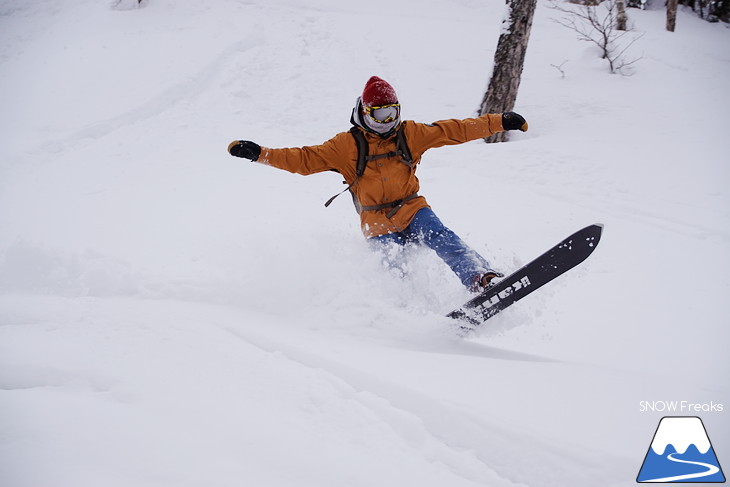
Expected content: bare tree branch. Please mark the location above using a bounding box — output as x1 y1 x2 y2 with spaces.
548 0 643 74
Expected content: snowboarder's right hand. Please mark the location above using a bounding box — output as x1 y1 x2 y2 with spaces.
228 140 261 161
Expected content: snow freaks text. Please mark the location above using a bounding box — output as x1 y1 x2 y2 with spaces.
639 401 724 413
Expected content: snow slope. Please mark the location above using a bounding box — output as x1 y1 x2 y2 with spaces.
1 1 728 486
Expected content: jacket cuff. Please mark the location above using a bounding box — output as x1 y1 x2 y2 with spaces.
483 113 504 134
257 147 271 164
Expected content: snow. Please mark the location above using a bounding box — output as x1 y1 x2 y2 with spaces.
651 417 711 455
1 1 728 486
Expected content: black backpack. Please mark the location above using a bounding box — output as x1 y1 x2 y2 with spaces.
324 125 414 214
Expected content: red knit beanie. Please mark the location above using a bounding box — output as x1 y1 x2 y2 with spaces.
361 76 398 107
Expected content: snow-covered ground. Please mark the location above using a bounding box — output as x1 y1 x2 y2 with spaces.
1 1 728 486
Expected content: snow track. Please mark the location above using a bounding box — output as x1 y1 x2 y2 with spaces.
1 295 635 487
65 38 264 148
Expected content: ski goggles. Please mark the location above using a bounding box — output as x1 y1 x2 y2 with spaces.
364 103 400 123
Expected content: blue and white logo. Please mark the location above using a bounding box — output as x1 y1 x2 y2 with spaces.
637 416 725 483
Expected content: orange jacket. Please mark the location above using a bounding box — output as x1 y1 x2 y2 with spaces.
257 113 504 238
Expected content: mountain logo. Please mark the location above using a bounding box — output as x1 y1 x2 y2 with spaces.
637 416 726 483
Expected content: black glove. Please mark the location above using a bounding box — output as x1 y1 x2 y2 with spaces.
502 112 528 132
228 140 261 161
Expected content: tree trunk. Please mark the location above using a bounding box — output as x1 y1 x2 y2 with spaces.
479 0 537 143
616 0 628 30
667 0 679 31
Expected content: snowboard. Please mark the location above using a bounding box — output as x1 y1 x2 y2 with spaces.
448 224 603 326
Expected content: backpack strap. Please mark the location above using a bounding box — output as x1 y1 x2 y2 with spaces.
356 192 419 218
394 124 413 168
350 126 369 177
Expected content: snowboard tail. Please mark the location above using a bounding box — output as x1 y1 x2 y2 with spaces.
448 224 603 325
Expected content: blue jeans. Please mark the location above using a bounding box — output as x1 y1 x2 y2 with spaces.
368 207 494 288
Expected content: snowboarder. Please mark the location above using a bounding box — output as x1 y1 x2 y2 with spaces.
228 76 528 292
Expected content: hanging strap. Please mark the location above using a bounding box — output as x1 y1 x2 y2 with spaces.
324 176 358 208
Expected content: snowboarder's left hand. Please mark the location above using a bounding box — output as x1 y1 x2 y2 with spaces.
502 112 528 132
228 140 261 161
